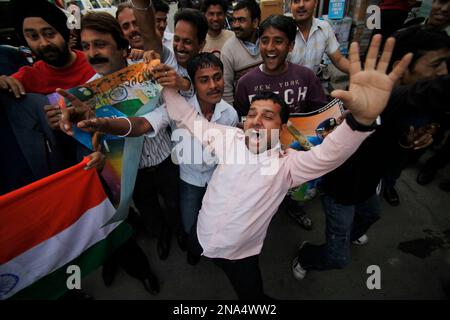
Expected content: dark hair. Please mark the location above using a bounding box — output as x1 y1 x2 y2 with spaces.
115 2 132 20
259 15 297 43
187 52 224 82
251 91 289 123
11 0 70 43
389 27 450 72
233 0 261 23
82 12 129 50
174 8 209 44
154 0 170 13
201 0 229 13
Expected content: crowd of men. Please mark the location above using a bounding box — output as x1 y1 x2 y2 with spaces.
0 0 449 299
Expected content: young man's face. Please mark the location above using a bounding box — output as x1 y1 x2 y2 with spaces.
402 48 450 85
22 17 71 68
428 0 450 29
291 0 317 24
155 10 169 37
194 65 224 107
173 20 204 67
244 99 285 154
205 4 226 33
231 8 258 41
81 29 127 75
117 7 144 49
260 26 293 75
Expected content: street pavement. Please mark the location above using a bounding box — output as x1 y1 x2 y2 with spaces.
82 151 450 300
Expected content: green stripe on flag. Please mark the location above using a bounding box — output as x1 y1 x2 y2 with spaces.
10 222 133 300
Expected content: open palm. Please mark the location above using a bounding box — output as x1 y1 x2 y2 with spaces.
332 35 412 125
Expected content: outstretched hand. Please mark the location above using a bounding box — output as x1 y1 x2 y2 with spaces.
331 34 413 125
57 88 95 136
77 117 110 134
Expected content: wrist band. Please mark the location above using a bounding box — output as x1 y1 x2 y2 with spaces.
346 113 379 132
130 0 152 11
117 117 132 137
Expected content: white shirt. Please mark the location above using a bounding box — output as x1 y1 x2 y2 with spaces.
288 18 340 74
172 95 238 187
163 31 174 52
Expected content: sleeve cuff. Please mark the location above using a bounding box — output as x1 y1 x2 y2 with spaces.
345 113 379 132
140 113 158 137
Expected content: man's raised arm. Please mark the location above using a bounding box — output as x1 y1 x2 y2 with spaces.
162 87 236 160
131 0 163 54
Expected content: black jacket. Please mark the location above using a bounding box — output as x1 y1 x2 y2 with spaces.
320 75 450 204
0 93 86 195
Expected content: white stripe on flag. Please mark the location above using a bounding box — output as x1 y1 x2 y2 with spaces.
0 199 119 300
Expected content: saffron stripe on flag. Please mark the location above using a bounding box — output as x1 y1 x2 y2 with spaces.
0 159 108 264
1 199 119 299
0 158 131 300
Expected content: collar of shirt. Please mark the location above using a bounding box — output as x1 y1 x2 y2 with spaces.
127 57 143 64
297 18 323 43
261 142 282 160
89 73 102 82
164 31 174 42
242 38 260 55
190 95 229 122
241 139 282 162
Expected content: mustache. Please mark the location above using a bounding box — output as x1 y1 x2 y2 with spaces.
35 44 69 68
233 27 244 32
207 89 222 96
38 45 60 56
129 31 141 38
89 56 109 65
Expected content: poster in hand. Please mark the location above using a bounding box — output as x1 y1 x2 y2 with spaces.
47 62 162 222
281 99 345 202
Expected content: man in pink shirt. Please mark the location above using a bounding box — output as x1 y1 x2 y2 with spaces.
159 34 412 299
60 34 411 299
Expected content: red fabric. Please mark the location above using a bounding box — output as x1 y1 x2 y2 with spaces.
379 0 411 11
11 50 95 95
0 158 107 264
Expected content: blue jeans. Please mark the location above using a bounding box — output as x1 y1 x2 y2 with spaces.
179 179 207 234
299 194 381 270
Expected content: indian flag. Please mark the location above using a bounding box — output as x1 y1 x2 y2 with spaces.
0 158 132 300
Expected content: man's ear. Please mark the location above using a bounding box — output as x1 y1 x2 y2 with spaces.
280 123 287 132
252 18 260 29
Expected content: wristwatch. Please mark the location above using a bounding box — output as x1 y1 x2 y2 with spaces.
346 113 381 132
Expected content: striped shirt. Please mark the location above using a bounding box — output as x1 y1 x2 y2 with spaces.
288 18 340 74
163 31 174 52
139 101 172 168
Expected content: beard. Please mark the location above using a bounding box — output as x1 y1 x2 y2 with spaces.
35 44 71 68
